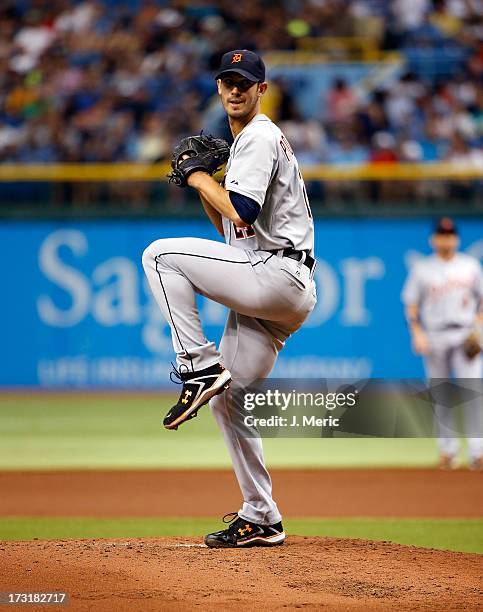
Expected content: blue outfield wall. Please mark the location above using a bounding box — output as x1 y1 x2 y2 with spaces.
2 218 482 387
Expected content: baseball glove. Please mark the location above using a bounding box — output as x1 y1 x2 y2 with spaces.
463 331 481 359
167 134 230 188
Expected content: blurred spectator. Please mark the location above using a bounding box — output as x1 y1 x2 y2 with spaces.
445 131 483 167
326 77 359 125
399 139 424 163
327 125 368 164
370 131 399 163
134 114 170 162
391 0 430 33
12 10 56 73
429 0 463 37
280 119 326 164
0 120 23 160
385 73 426 136
418 117 449 161
356 90 390 143
261 77 298 123
369 131 400 202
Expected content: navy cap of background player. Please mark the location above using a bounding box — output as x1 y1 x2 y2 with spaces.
215 50 266 83
434 217 458 235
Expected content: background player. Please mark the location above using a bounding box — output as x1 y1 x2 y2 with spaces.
142 50 316 546
402 218 483 469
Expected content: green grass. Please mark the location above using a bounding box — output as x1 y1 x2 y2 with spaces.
0 517 481 554
0 393 446 469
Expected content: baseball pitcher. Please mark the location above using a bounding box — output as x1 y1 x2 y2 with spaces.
142 50 316 546
402 218 483 469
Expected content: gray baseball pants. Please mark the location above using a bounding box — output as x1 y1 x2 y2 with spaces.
424 328 483 461
142 237 316 524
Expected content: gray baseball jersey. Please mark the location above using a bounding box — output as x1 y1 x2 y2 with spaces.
222 114 314 254
402 252 483 461
402 253 483 331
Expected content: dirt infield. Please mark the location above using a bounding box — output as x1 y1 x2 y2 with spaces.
1 468 482 517
1 537 482 611
2 468 482 611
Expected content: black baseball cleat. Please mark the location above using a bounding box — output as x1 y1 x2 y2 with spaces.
163 363 231 430
204 513 285 548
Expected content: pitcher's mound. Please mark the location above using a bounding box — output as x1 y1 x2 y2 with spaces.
1 536 481 611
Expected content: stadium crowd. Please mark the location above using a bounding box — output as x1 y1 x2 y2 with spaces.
0 0 482 207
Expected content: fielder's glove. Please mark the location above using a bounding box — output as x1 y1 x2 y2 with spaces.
463 331 481 359
167 134 230 188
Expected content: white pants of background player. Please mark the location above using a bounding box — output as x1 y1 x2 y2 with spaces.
142 237 316 525
424 328 483 462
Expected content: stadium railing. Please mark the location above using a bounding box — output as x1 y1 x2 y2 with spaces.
0 162 481 218
0 161 481 182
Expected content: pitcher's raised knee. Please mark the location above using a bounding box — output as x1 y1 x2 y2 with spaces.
141 242 156 272
142 238 172 271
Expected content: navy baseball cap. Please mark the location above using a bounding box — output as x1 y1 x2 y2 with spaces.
434 217 458 235
215 49 266 83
